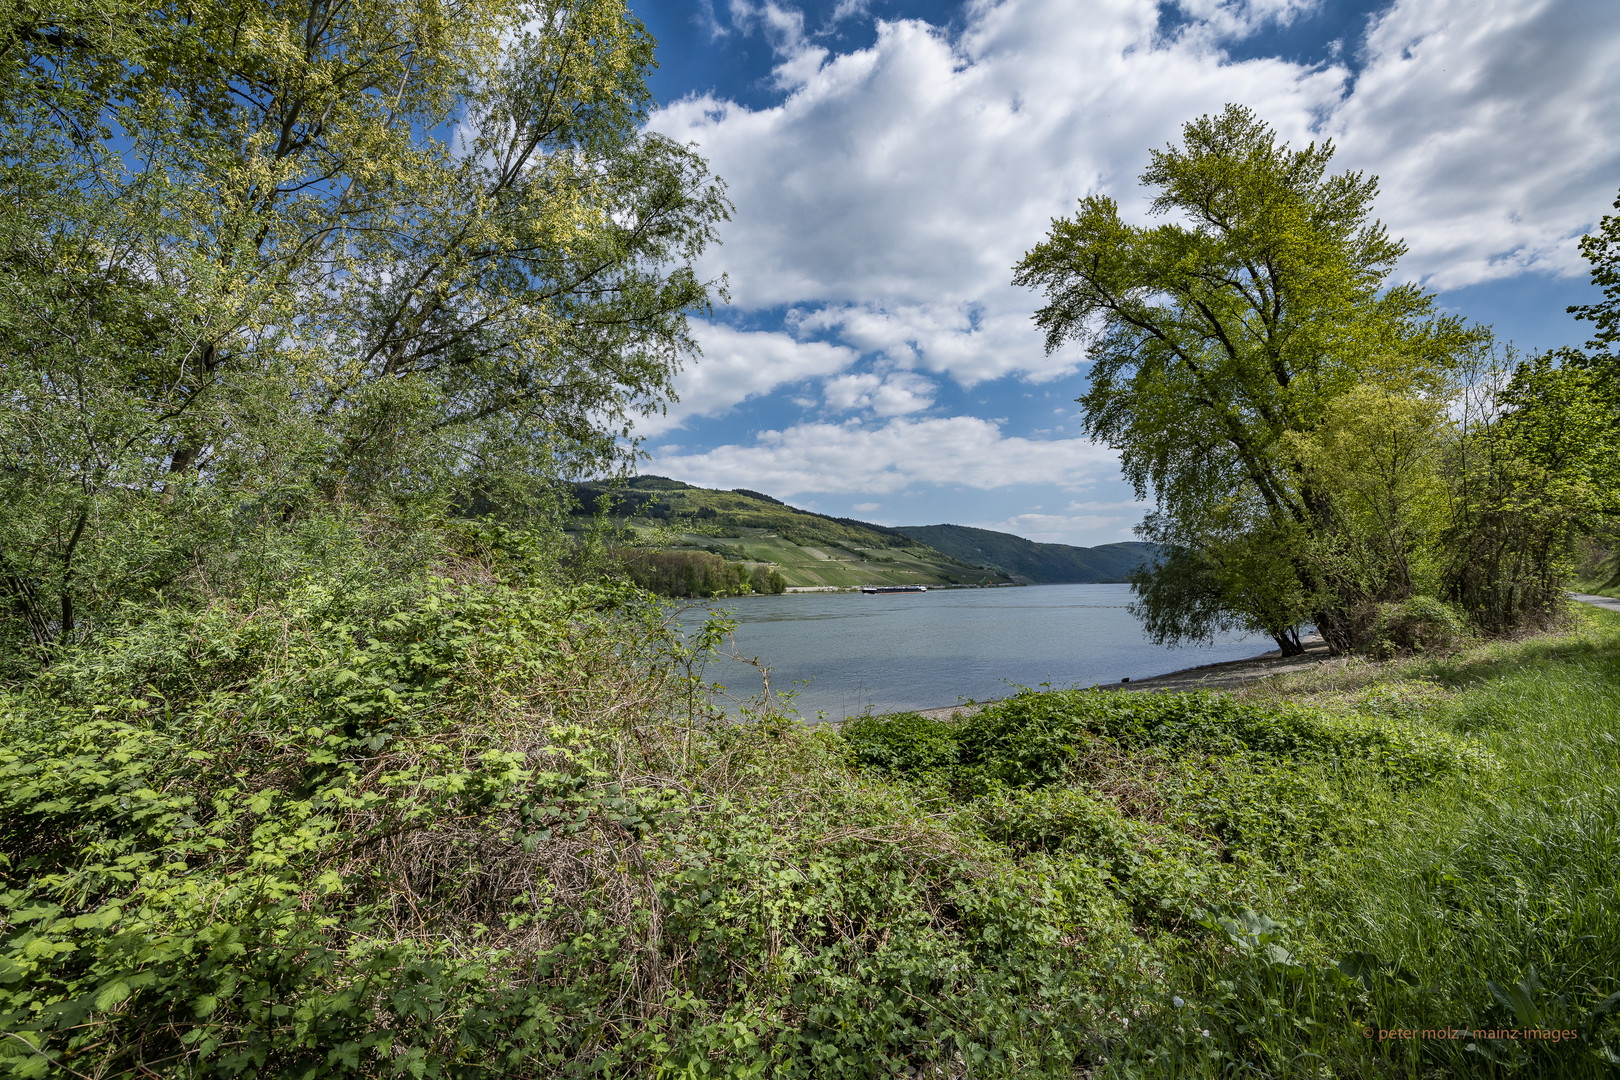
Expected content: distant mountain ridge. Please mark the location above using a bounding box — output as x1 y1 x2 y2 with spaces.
894 524 1155 584
567 477 1013 590
567 476 1151 589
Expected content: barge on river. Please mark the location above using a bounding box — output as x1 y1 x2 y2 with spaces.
859 584 928 594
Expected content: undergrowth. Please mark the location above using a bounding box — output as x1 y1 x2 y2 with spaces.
842 606 1620 1078
1 525 1616 1077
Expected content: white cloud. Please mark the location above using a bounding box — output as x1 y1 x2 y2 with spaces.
1162 0 1323 44
1329 0 1620 287
965 498 1152 545
823 370 937 414
968 511 1143 545
652 0 1620 383
647 416 1116 495
637 322 857 436
791 302 1078 384
650 0 1349 382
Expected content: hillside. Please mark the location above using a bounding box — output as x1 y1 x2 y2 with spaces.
895 524 1154 584
570 477 1013 590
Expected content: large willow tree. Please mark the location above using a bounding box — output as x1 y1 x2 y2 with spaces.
1014 105 1481 653
0 0 728 649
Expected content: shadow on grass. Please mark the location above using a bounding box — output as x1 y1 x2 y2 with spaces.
1419 632 1620 691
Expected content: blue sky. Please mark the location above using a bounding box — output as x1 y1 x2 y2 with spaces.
625 0 1618 545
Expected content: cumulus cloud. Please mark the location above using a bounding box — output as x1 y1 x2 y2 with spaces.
652 0 1620 385
1161 0 1323 44
650 0 1350 386
646 416 1116 495
790 302 1079 384
822 370 938 414
1329 0 1620 287
637 322 857 437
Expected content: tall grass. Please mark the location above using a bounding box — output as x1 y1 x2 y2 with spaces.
1117 607 1620 1078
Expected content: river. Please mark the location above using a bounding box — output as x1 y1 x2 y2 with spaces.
673 583 1272 720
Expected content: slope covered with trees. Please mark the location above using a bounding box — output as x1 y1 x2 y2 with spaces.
570 477 1013 592
896 525 1155 583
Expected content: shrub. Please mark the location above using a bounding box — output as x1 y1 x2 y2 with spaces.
1372 595 1470 657
0 571 1123 1078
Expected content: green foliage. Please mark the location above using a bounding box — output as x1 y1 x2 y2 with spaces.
0 0 728 652
0 538 1109 1079
1569 188 1620 359
1431 349 1607 636
3 531 1618 1078
845 689 1486 797
839 615 1620 1078
748 566 787 595
1014 105 1502 655
840 712 962 782
620 548 755 597
1368 595 1469 657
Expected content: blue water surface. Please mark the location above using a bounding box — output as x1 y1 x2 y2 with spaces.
673 583 1273 720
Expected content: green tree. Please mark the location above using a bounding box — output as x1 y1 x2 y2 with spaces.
0 0 728 655
1444 346 1620 629
1013 105 1482 653
1561 188 1620 585
1569 189 1620 365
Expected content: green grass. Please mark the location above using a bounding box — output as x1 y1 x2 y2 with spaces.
1120 609 1620 1077
842 605 1620 1077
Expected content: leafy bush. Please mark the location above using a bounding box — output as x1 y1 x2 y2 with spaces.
1372 595 1471 657
0 562 1126 1078
839 712 961 782
840 689 1491 798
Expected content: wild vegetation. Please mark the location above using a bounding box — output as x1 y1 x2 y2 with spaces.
1015 106 1620 656
3 0 1619 1073
3 543 1617 1077
619 547 786 598
842 606 1620 1078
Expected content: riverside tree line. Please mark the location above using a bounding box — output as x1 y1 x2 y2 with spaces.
1017 105 1620 657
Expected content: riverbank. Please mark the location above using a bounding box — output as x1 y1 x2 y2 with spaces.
903 593 1620 721
909 634 1334 721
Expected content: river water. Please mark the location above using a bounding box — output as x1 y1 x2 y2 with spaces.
673 583 1272 720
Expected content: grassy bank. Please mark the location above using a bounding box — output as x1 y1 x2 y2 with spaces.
1 552 1616 1076
838 607 1620 1076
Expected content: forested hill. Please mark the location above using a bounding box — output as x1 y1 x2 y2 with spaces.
568 477 1014 589
567 476 1152 589
895 524 1155 584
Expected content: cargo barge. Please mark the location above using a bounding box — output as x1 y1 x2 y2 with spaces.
859 584 928 594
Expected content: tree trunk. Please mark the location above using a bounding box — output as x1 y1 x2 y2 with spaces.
1272 626 1305 656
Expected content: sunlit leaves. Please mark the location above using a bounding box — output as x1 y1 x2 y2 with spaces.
0 0 728 658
